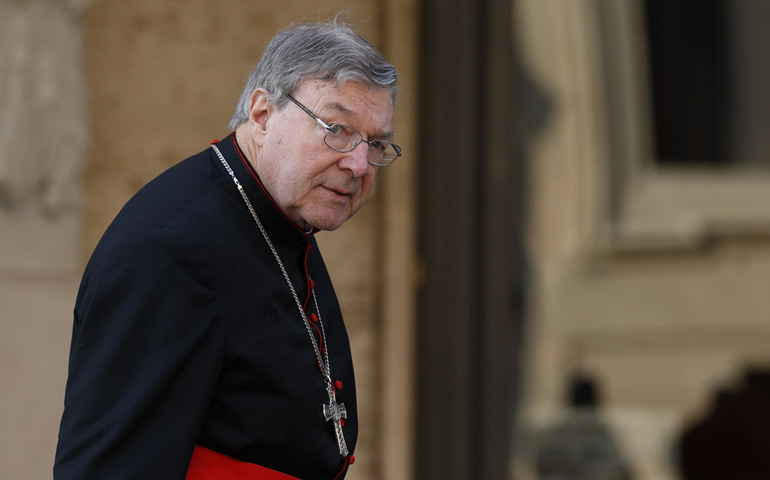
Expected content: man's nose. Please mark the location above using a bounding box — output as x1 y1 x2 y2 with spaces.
340 141 371 178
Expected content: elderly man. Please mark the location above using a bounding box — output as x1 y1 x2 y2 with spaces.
54 19 399 480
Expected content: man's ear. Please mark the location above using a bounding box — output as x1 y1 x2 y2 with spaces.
248 88 273 145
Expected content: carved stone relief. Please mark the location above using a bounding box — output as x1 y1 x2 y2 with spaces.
0 0 98 271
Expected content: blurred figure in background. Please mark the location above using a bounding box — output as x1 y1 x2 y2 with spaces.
534 372 634 480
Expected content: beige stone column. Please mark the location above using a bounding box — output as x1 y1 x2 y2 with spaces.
0 1 96 478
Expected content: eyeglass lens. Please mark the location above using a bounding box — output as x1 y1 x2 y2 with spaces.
324 124 399 166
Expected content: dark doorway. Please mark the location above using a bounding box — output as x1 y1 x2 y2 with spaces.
416 0 526 478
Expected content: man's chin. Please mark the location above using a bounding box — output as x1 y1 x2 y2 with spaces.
304 215 348 232
309 221 345 232
301 204 361 232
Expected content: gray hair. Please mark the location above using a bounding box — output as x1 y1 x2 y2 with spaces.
228 19 398 131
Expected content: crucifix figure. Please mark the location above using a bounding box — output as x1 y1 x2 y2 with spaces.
323 382 349 456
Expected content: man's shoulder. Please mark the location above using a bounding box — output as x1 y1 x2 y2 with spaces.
111 149 220 226
134 148 219 208
87 147 232 261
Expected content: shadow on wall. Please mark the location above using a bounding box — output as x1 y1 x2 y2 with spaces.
676 367 770 480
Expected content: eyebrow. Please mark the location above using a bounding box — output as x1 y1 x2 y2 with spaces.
323 103 395 140
326 103 355 117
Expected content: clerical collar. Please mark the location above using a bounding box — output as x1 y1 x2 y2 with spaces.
210 134 316 246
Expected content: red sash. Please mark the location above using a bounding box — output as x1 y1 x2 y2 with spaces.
186 446 300 480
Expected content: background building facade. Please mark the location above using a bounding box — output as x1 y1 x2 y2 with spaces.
2 1 770 479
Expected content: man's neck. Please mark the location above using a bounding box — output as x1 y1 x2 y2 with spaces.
229 130 314 235
234 125 259 172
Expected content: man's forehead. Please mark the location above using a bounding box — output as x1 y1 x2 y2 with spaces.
300 79 390 108
309 82 394 137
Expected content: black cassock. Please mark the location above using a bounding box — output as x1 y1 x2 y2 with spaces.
54 133 357 480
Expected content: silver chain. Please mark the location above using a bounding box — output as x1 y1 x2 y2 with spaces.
210 144 332 380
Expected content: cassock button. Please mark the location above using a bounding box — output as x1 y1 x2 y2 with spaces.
210 139 220 144
350 455 355 465
309 279 315 289
310 313 319 323
335 380 343 390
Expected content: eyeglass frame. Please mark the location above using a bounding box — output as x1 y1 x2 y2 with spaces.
284 94 401 167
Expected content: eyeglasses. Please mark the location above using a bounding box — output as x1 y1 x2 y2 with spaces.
285 94 401 167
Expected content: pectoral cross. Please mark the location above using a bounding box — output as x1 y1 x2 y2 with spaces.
323 383 349 456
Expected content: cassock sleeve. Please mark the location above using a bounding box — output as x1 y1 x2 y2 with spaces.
54 227 224 479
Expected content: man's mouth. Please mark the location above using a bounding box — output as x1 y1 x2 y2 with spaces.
325 186 352 199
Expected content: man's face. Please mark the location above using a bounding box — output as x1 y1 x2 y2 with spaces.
254 79 394 231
